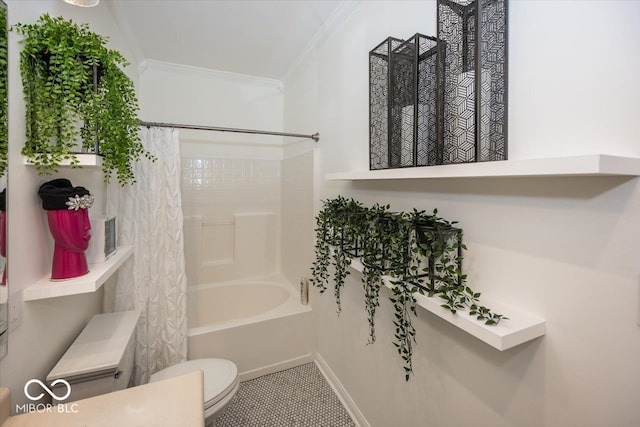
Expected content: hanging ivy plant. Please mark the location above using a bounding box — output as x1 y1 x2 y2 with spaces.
360 203 392 344
310 197 507 381
13 14 153 185
415 209 507 325
310 202 332 294
332 244 351 314
310 196 366 314
311 196 350 294
387 211 421 380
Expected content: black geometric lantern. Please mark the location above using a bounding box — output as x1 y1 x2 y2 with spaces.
370 37 402 170
369 34 440 170
437 0 508 164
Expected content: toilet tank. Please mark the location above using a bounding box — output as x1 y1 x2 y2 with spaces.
46 310 141 403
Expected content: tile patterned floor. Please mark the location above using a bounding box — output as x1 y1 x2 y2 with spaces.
215 362 355 427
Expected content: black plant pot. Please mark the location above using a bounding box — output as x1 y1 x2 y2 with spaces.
360 214 411 274
341 211 368 258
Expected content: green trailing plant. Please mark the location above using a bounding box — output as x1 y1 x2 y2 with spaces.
14 14 152 185
311 196 362 313
310 197 507 381
414 209 507 326
387 211 422 380
311 196 348 293
360 203 392 344
329 197 366 313
332 244 351 314
310 202 332 293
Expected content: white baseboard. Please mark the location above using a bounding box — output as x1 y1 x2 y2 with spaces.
238 353 314 381
314 352 370 427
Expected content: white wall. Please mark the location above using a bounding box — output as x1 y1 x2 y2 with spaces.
0 0 139 411
280 150 314 286
284 1 640 426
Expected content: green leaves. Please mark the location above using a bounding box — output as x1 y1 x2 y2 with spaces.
332 247 352 314
310 197 507 383
14 14 151 185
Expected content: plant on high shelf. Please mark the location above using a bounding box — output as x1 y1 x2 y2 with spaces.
14 14 153 185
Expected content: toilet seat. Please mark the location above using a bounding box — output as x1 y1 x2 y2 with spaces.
150 359 239 413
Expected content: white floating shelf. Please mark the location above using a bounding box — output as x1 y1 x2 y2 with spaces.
23 245 134 301
23 154 103 167
326 154 640 181
349 258 545 351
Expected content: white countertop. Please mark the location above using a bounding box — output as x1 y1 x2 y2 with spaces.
1 371 204 427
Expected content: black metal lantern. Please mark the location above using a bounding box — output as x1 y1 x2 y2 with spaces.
370 37 402 170
369 34 440 170
437 0 508 164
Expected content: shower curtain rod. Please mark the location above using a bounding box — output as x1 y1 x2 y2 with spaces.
139 120 319 142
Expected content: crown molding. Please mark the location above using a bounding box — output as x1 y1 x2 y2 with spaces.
139 59 282 89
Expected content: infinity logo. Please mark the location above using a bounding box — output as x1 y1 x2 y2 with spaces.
24 379 72 401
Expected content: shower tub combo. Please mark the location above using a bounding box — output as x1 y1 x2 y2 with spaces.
187 275 312 380
184 214 312 380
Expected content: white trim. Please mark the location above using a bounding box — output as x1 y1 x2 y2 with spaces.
23 154 103 167
238 354 314 382
139 59 282 89
23 245 134 301
314 352 370 427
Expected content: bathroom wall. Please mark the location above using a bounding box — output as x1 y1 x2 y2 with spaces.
0 0 139 410
181 156 281 284
283 1 640 426
280 150 315 287
139 60 289 285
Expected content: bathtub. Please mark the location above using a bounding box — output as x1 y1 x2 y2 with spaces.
186 274 313 380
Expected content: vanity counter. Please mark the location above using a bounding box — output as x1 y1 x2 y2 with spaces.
1 371 204 427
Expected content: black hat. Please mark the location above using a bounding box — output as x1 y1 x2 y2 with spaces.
38 179 93 211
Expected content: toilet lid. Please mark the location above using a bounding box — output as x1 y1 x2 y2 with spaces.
150 359 238 408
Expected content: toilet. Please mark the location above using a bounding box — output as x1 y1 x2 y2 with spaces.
150 359 239 426
47 310 239 426
46 310 141 403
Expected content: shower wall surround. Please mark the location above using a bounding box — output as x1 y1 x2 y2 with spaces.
181 155 281 285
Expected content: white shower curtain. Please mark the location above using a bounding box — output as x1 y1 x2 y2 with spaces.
105 127 187 385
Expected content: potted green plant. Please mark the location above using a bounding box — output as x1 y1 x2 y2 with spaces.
413 209 506 325
310 196 366 313
311 196 350 295
310 197 507 381
359 203 391 345
14 14 151 185
384 211 422 380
